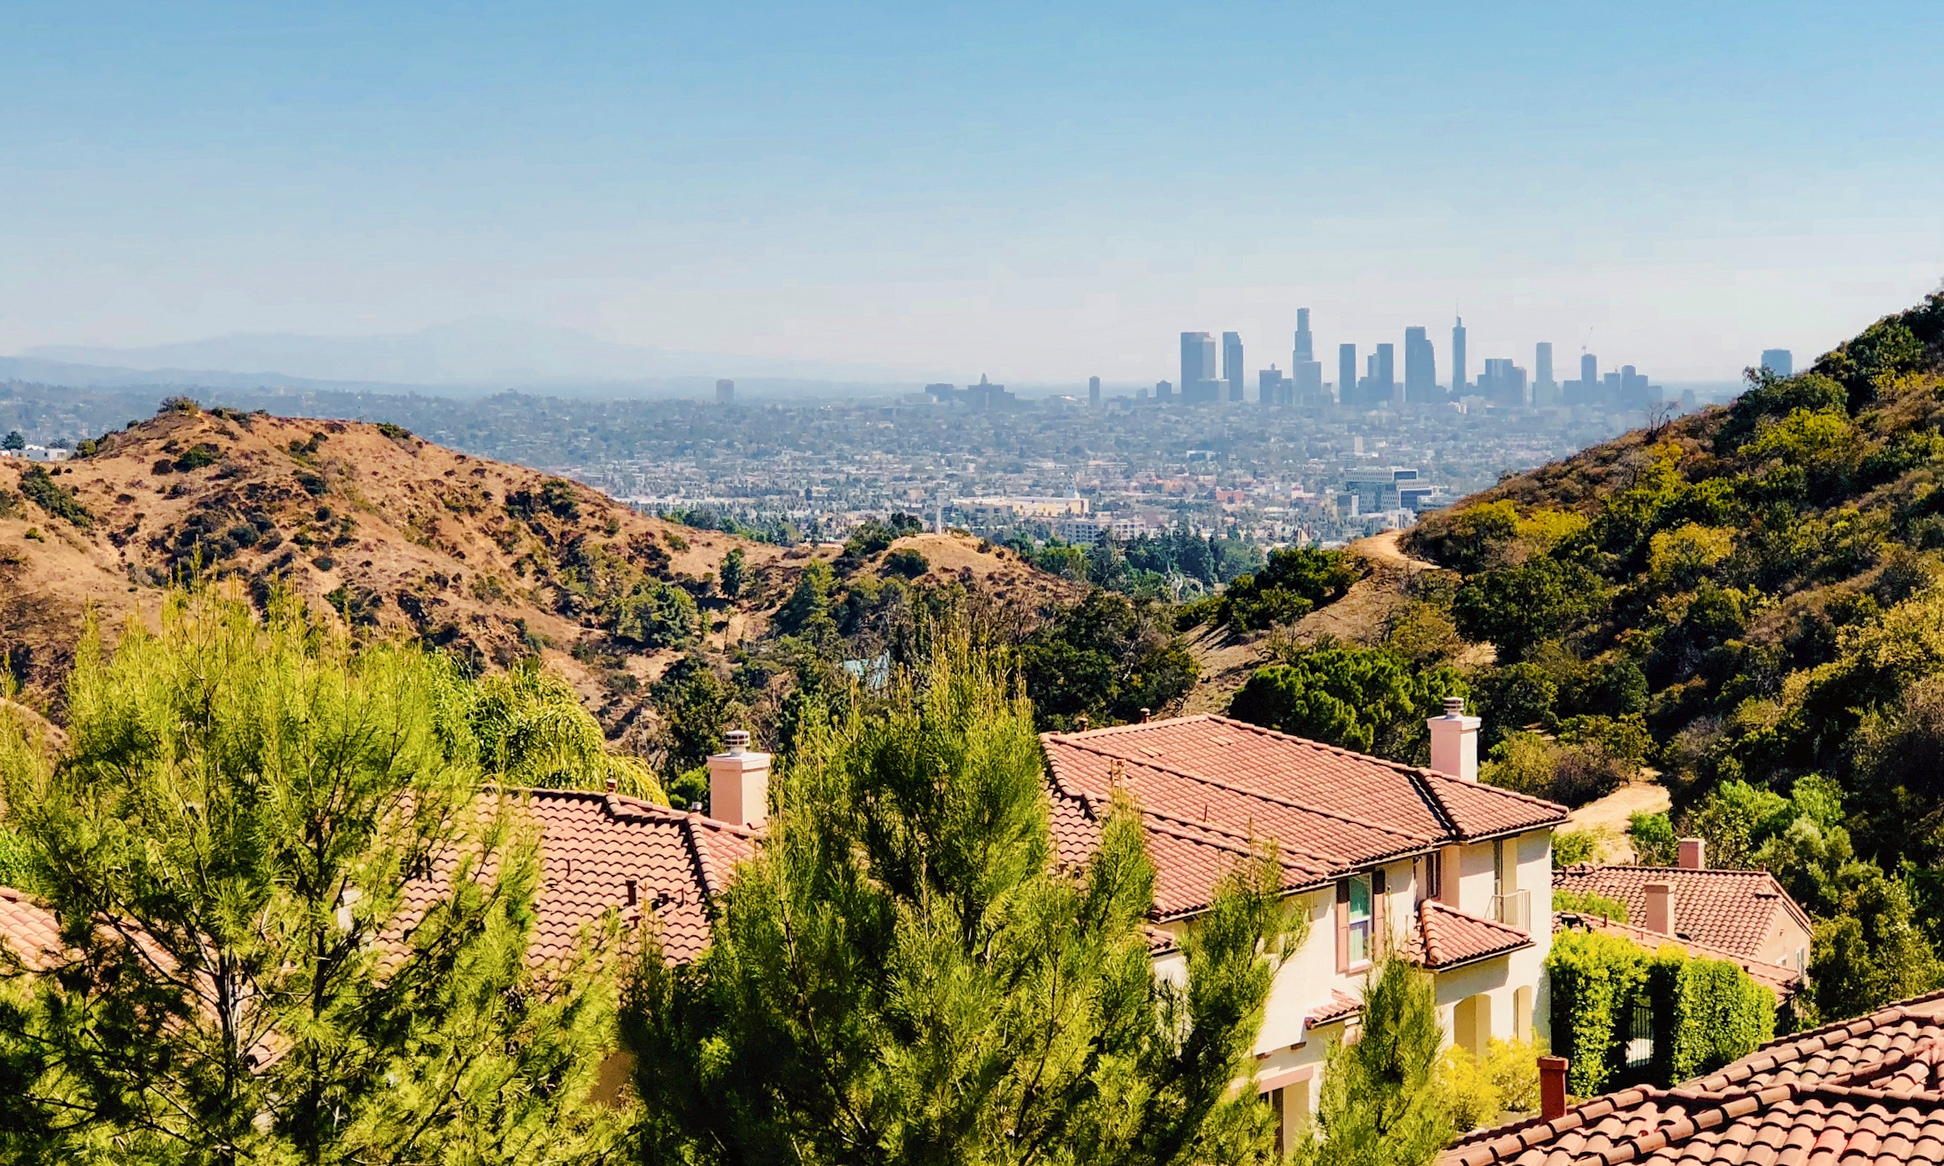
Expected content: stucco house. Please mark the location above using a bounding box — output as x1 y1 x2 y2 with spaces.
1037 703 1566 1147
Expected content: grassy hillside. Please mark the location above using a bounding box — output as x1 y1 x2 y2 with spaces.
1402 289 1944 1018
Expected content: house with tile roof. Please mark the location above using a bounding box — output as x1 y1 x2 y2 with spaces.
1440 990 1944 1166
1553 843 1814 978
1039 701 1569 1145
1 709 1566 1145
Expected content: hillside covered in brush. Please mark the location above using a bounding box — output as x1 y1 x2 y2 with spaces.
1399 290 1944 1014
0 398 1205 804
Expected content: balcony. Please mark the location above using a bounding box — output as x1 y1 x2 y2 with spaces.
1492 889 1532 933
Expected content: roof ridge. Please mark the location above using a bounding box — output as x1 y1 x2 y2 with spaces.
1043 714 1221 742
1128 805 1345 875
1048 736 1444 847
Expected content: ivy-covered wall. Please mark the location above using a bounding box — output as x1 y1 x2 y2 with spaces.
1546 930 1777 1096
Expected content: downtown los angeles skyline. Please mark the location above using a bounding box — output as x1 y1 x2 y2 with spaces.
2 2 1941 383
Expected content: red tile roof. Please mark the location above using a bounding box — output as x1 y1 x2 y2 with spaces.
0 887 60 971
1307 989 1365 1027
1043 715 1566 918
1554 912 1803 1000
0 791 760 976
1552 864 1812 960
1412 900 1533 970
513 789 758 964
1442 991 1944 1166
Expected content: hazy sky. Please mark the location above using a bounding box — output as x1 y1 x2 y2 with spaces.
3 1 1941 383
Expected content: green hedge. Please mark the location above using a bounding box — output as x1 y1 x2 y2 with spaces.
1546 930 1776 1095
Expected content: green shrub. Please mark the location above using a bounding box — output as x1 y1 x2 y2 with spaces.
883 548 929 578
1547 930 1775 1094
18 466 92 529
1546 929 1648 1096
376 422 412 440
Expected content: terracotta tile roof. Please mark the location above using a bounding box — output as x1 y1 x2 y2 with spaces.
1411 900 1533 969
0 887 60 971
1307 989 1364 1027
1442 991 1944 1166
1042 715 1566 918
1552 864 1812 960
0 791 760 975
508 790 758 964
1554 912 1803 1000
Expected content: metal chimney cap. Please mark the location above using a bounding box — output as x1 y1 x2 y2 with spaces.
724 729 750 755
1443 696 1466 717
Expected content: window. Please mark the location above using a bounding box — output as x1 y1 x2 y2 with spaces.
1493 838 1505 898
1415 851 1440 904
1343 875 1372 968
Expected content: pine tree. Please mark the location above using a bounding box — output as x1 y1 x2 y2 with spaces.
0 590 623 1165
623 640 1304 1166
1301 956 1454 1166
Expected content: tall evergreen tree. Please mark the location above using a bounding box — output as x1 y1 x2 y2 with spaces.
0 590 622 1166
624 641 1304 1166
1301 956 1453 1166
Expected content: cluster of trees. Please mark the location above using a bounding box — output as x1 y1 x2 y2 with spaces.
1015 527 1265 599
1402 289 1944 1021
0 592 1485 1166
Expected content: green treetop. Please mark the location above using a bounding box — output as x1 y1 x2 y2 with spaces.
0 590 622 1166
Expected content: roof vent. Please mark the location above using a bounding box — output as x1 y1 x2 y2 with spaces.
1443 695 1465 718
725 729 750 756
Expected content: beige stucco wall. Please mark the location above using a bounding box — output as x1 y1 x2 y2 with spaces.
1222 826 1556 1138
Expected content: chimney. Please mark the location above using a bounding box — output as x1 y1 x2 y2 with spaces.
1538 1056 1569 1120
1427 695 1481 782
1643 880 1675 935
1678 837 1705 870
707 729 771 829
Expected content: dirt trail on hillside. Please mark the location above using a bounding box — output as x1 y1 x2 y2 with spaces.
1564 781 1672 862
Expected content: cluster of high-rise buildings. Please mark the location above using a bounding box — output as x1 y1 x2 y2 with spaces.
1138 311 1668 414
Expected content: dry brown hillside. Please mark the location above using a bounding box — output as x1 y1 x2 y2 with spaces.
0 404 1081 743
0 404 789 721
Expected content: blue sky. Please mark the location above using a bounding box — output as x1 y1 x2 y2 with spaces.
3 0 1941 382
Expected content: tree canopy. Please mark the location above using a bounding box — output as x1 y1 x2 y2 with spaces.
0 589 622 1165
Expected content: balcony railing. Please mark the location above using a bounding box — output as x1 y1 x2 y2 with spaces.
1492 889 1532 932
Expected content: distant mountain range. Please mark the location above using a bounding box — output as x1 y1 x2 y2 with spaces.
7 318 937 396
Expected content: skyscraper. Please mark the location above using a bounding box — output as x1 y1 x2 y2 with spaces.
1533 343 1557 407
1291 309 1323 404
1762 349 1793 377
1374 343 1396 404
1581 352 1598 391
1451 317 1467 395
1294 308 1313 364
1339 344 1357 408
1089 375 1101 407
1222 331 1245 403
715 378 735 404
1404 326 1437 402
1180 331 1219 404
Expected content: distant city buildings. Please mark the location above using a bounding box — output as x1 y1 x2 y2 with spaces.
715 378 735 404
925 375 1015 410
1479 358 1528 407
1404 326 1437 402
1149 311 1662 416
1762 349 1793 377
1222 331 1245 403
1533 343 1557 407
1180 332 1222 404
